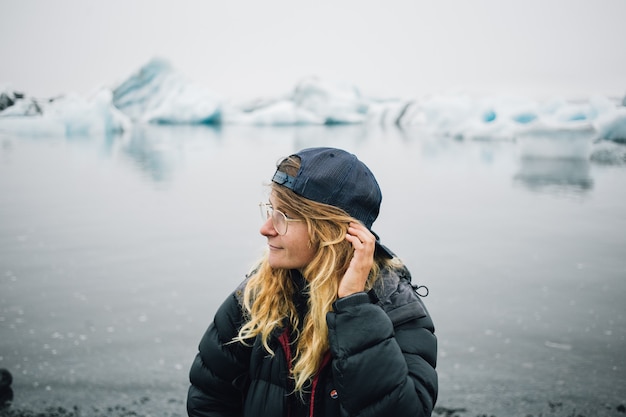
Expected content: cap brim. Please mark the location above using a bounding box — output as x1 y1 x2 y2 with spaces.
375 241 394 259
371 230 395 259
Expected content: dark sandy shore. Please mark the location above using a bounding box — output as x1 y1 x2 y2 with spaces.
0 395 186 417
1 370 625 417
1 398 625 417
1 406 625 417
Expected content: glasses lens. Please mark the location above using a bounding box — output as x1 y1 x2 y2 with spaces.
272 209 287 235
259 203 288 235
260 203 268 221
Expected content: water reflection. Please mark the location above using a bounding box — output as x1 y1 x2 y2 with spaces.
110 124 417 183
4 123 606 197
513 157 593 194
108 125 597 199
118 124 223 182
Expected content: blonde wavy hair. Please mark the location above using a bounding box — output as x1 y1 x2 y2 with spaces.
233 155 391 394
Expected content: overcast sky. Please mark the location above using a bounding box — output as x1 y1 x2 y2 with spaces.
1 0 625 101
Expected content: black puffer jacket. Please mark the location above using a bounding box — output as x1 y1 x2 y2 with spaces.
187 265 437 417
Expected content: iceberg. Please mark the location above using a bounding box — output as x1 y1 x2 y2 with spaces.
0 89 45 117
221 77 370 125
221 78 469 128
593 107 626 143
403 94 624 144
0 88 130 137
222 99 324 126
112 58 221 124
290 77 368 124
1 57 625 153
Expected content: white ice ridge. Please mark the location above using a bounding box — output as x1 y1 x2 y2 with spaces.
1 57 625 144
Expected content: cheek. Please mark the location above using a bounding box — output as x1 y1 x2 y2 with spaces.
301 241 318 263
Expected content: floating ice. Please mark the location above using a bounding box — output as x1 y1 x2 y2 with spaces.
112 58 221 124
222 98 324 125
221 77 369 125
593 107 626 143
0 88 130 136
1 58 625 153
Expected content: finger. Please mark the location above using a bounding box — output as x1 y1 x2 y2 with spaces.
345 232 365 248
347 223 375 245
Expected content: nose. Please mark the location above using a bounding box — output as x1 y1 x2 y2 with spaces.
260 216 278 237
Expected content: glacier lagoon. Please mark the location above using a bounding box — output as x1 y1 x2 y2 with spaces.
0 124 625 416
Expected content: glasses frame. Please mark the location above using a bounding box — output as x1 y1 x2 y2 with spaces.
259 202 302 235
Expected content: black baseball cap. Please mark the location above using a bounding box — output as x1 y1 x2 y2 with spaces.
272 147 394 258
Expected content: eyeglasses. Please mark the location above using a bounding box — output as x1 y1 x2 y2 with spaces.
259 202 302 235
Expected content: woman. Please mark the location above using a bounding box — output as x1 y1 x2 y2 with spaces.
187 147 437 417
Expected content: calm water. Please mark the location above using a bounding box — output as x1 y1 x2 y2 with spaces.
1 125 625 416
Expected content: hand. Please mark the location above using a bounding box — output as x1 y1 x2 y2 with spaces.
338 222 376 298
